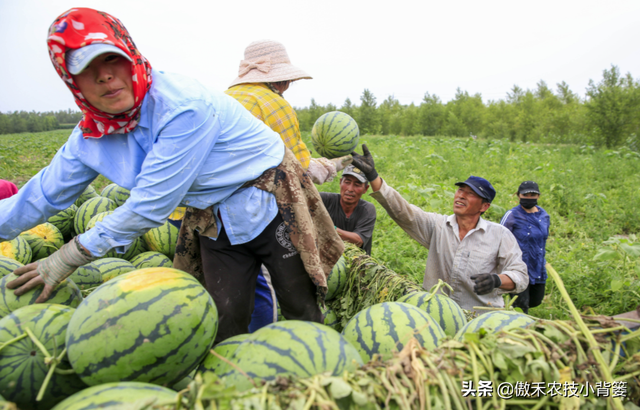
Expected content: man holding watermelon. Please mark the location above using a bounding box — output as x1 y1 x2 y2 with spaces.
0 8 343 343
351 145 528 312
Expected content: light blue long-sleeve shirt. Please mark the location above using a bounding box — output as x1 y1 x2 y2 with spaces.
0 70 283 256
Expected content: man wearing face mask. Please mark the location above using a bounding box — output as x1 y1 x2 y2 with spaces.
500 181 550 313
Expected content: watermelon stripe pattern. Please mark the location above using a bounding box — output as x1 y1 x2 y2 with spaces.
74 197 117 235
397 292 467 337
311 111 360 159
48 204 78 241
0 235 32 265
198 333 250 376
92 258 136 282
0 304 87 409
325 255 347 301
342 302 445 362
51 382 176 410
0 256 22 278
142 222 179 260
74 185 99 208
455 310 535 341
20 222 64 261
65 268 218 386
129 251 173 269
100 183 131 207
217 321 362 391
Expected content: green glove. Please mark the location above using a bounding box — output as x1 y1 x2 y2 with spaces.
351 144 378 182
8 237 96 302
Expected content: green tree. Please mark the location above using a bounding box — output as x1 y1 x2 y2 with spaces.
418 93 445 136
378 95 401 135
585 65 640 147
357 89 380 134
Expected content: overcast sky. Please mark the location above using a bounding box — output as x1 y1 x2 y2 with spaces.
1 0 639 113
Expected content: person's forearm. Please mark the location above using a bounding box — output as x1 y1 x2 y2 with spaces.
498 274 515 291
369 176 382 192
336 228 363 248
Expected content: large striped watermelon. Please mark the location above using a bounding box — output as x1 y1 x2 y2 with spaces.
48 204 78 241
198 333 250 376
455 310 535 342
0 273 83 318
100 183 130 207
129 251 173 269
85 210 114 231
311 111 359 159
142 221 179 260
0 235 32 265
215 321 362 391
325 255 347 301
0 304 86 410
65 268 218 386
93 258 136 282
51 382 176 410
73 197 117 235
0 256 22 278
342 302 446 363
20 222 64 261
397 291 467 337
74 185 99 208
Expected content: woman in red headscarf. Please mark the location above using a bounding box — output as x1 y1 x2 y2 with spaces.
0 180 18 200
0 8 342 344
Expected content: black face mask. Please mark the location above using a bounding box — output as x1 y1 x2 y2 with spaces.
520 198 538 209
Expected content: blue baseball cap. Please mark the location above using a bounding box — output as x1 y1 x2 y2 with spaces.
65 44 132 75
455 176 496 203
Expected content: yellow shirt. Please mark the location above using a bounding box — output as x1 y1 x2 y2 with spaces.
225 83 311 169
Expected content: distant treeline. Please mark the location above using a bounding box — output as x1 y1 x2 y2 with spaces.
296 65 640 149
0 109 82 135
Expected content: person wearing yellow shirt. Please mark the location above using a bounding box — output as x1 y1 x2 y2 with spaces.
225 39 351 185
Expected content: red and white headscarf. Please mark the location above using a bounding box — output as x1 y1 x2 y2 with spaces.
47 8 153 138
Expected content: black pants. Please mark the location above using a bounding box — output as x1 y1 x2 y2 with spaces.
200 212 322 344
512 283 546 314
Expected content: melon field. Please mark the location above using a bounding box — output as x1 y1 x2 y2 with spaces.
2 129 640 320
0 129 639 409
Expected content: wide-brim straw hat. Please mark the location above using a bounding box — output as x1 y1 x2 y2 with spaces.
229 39 312 87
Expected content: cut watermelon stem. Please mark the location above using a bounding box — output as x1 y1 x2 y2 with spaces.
0 332 28 353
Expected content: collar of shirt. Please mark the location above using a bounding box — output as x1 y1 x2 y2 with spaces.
446 214 487 239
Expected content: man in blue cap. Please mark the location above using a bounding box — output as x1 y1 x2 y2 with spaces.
351 145 528 312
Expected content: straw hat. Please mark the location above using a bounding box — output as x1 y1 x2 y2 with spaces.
229 40 312 87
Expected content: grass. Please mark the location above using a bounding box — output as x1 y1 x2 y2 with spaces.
2 130 640 320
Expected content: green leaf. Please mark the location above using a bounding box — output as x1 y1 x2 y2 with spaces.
329 378 353 399
351 390 369 406
592 248 621 261
610 279 624 292
620 243 640 258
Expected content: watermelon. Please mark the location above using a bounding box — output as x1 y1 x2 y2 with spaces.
397 291 467 337
321 304 339 329
214 321 362 391
0 273 83 318
0 304 86 410
51 382 176 410
0 256 22 278
325 255 347 300
85 210 114 231
342 302 445 362
0 235 32 265
20 222 64 261
455 310 536 341
311 111 360 159
129 251 173 269
92 258 136 282
198 333 250 376
100 183 130 207
68 263 103 291
74 185 99 208
142 221 179 260
65 267 218 386
73 197 117 235
48 204 78 241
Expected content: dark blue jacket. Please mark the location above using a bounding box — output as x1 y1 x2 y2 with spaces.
500 205 550 284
